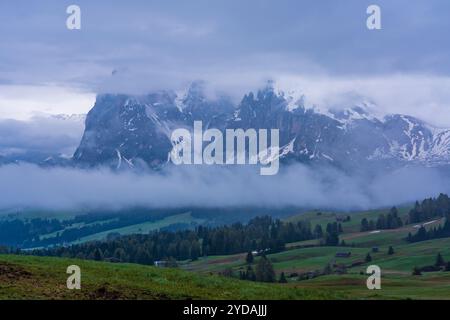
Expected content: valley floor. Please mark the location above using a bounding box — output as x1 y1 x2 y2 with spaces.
3 206 450 300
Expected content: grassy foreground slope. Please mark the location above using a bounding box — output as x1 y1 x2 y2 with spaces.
0 254 341 300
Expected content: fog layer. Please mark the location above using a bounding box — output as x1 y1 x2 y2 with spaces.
0 163 448 212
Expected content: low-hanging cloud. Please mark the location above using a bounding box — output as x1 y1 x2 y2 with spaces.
274 74 450 128
0 163 449 212
0 115 85 157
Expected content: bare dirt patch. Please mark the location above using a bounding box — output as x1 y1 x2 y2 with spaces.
0 262 32 282
88 284 123 300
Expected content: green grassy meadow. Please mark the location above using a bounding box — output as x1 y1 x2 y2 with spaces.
2 206 450 300
177 207 450 300
0 254 341 300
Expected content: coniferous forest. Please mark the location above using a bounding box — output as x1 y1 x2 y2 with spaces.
31 216 329 265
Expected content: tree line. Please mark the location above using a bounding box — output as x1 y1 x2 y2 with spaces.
407 194 450 243
0 218 63 247
29 216 342 265
408 193 450 224
0 209 184 248
360 207 403 232
407 219 450 243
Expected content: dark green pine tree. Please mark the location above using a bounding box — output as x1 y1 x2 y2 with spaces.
324 223 340 246
388 246 394 255
255 256 276 283
279 272 287 283
407 232 412 242
360 218 369 232
314 224 323 239
435 253 445 267
246 251 254 264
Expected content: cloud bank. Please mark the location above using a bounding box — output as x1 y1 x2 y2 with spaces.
274 74 450 128
1 1 450 126
2 0 450 88
0 115 85 157
0 163 448 212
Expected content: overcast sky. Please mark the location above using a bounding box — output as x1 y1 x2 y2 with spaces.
0 0 450 124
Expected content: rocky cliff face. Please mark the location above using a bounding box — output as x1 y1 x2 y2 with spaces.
73 82 450 172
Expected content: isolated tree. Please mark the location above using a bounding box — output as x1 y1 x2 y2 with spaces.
246 251 254 264
435 253 445 267
407 232 413 242
279 272 287 283
365 253 372 263
388 246 395 255
361 218 370 232
255 256 276 282
324 223 340 246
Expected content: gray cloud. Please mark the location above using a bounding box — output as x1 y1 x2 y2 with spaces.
0 163 448 211
274 75 450 128
1 0 450 89
1 1 450 126
0 115 84 156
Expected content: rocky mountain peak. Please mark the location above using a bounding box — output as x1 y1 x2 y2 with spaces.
70 82 450 172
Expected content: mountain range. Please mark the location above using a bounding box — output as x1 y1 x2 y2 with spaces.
72 82 450 173
2 81 450 173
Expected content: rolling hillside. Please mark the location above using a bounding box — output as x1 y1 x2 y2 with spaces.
3 202 450 300
0 254 340 300
177 206 450 300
